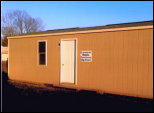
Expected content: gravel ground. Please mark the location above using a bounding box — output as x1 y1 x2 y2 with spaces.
2 74 153 112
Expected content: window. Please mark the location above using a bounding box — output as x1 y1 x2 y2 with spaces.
38 41 47 65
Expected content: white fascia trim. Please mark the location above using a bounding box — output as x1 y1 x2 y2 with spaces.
8 25 153 39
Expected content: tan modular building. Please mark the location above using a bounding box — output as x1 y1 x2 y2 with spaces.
7 21 153 99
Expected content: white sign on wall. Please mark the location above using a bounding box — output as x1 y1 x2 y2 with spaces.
80 51 92 62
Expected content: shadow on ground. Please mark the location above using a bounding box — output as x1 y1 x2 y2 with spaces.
2 72 153 112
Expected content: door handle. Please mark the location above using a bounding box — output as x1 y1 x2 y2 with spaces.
62 64 64 66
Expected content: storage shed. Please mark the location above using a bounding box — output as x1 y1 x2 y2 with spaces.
7 21 153 99
1 46 8 73
1 46 8 61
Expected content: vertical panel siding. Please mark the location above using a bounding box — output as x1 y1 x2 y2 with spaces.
148 29 153 98
8 28 153 99
137 29 153 98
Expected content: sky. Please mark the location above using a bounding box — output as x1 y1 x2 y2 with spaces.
1 1 153 31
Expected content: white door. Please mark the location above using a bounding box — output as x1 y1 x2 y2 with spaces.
60 40 76 84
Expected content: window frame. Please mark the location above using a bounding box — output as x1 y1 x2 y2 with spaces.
37 40 47 66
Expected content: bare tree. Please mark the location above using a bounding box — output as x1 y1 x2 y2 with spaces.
2 26 17 36
2 36 8 47
13 10 29 34
24 17 44 33
1 9 44 46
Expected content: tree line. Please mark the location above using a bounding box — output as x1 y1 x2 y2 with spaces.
2 10 44 46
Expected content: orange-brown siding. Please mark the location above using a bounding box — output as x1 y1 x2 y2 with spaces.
8 28 153 99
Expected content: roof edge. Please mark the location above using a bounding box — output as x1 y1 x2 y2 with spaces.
8 23 153 39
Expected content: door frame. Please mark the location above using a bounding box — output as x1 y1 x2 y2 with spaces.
60 38 77 85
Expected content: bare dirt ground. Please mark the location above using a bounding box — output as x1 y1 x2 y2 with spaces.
2 73 153 112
